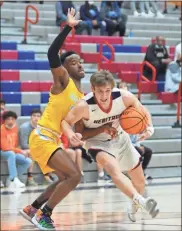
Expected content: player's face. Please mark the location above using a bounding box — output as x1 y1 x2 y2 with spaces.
4 117 16 129
31 113 41 126
64 54 85 80
92 83 112 108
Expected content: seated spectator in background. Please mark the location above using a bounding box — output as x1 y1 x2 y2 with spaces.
19 109 57 185
80 1 105 35
165 43 181 93
118 81 153 184
55 1 89 34
130 1 164 18
143 36 171 81
145 1 164 18
0 111 32 188
117 1 124 8
100 1 126 36
0 99 6 125
130 1 146 17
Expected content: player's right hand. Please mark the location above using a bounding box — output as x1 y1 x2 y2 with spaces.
67 8 82 27
69 132 84 147
102 123 118 139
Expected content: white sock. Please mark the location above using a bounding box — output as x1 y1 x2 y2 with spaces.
133 193 145 206
98 171 104 178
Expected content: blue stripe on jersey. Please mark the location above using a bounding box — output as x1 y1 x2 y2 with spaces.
112 91 121 99
87 96 96 105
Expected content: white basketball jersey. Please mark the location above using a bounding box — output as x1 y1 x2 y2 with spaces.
83 88 126 142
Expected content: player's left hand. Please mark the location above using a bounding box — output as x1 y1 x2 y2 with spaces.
137 126 154 141
67 8 82 27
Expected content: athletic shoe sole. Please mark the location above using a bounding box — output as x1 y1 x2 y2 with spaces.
19 209 33 223
128 213 136 222
32 216 56 230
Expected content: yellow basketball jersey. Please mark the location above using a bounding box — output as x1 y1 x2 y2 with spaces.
38 78 84 134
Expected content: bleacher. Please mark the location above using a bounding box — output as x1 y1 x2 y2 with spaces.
0 1 181 183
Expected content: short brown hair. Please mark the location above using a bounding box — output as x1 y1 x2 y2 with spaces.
90 70 115 88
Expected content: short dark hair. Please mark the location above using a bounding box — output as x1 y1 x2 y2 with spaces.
90 70 115 88
60 51 77 64
31 108 42 116
3 111 17 120
0 99 5 105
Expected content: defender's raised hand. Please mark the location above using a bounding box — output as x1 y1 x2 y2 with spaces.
67 8 82 27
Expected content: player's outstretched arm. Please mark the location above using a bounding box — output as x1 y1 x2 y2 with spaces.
47 8 81 90
121 90 154 140
61 100 89 146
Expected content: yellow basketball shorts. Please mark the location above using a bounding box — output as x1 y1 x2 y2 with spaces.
29 127 63 174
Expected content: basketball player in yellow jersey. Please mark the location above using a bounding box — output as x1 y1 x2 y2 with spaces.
19 8 85 230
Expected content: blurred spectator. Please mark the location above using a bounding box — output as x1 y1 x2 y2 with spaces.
117 81 130 90
0 111 32 188
100 1 126 36
19 109 57 185
130 1 164 18
130 1 145 16
117 1 124 8
0 99 6 125
143 36 171 81
80 1 105 35
145 1 164 18
165 43 181 93
55 1 89 34
19 109 40 186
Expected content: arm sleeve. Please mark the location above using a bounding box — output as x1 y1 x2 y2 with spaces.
19 125 30 149
47 25 72 68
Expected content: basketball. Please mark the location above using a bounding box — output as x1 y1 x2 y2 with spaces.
120 107 149 134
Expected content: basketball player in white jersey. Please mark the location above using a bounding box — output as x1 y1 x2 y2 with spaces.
61 70 159 221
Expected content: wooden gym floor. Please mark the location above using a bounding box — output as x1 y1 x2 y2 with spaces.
1 178 181 230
